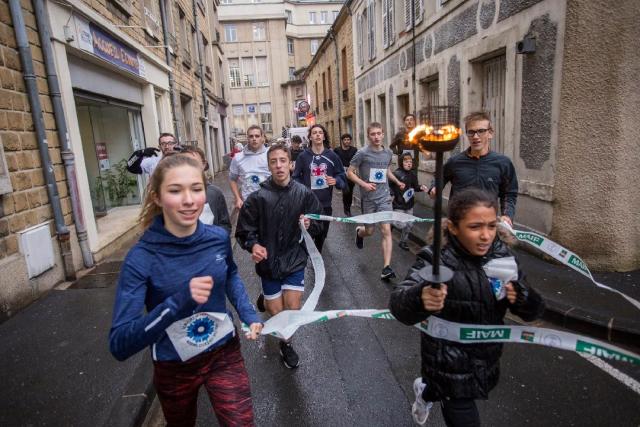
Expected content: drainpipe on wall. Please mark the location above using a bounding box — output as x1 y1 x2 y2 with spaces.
32 0 94 269
411 1 417 116
192 0 210 151
330 29 342 139
159 0 181 140
8 0 74 279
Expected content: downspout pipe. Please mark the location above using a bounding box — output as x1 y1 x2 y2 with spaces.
32 0 93 268
9 0 73 278
411 0 417 116
192 0 210 150
330 29 342 139
159 0 181 140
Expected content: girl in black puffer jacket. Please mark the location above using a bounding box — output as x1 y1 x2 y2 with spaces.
389 188 544 427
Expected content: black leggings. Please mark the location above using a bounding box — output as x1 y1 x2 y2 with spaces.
441 398 480 427
313 206 332 253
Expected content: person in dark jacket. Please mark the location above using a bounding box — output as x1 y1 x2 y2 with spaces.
110 155 262 426
333 133 358 217
428 111 518 225
389 188 544 427
180 147 231 234
293 124 346 252
390 152 428 250
389 113 421 171
290 135 304 163
236 144 323 369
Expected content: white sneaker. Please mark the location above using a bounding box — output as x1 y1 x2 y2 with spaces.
412 377 433 426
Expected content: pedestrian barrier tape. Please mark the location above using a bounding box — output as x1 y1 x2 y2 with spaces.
246 213 640 366
247 309 639 365
305 211 434 225
498 222 640 312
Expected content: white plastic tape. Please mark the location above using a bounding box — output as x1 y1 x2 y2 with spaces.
499 222 640 312
305 211 434 225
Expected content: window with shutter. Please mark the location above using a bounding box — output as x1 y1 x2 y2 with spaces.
414 0 423 25
404 0 411 30
368 0 375 60
357 14 364 66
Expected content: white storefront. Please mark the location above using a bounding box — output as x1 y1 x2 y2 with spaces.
47 0 172 259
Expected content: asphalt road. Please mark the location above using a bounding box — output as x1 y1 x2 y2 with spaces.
145 199 640 427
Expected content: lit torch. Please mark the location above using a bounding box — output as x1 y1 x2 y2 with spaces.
408 107 462 287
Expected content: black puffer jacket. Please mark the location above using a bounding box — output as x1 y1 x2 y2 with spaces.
235 178 322 280
389 235 544 401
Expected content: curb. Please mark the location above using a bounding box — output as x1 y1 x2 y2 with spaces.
403 226 640 353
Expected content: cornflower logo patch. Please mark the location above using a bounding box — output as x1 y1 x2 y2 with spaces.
185 314 216 346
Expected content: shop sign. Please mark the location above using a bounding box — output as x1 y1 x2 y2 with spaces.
75 16 146 77
96 142 110 171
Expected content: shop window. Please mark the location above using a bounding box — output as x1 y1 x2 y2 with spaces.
75 96 145 214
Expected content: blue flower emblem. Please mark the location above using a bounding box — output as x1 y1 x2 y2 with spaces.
251 175 260 183
186 317 216 344
315 178 325 186
374 171 384 180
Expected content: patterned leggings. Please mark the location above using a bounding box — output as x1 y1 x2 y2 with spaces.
153 336 255 427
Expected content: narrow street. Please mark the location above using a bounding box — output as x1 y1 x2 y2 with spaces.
145 195 640 426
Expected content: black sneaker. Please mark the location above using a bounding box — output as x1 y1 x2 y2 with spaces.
355 227 364 249
398 241 409 251
279 341 300 369
256 293 265 313
381 265 396 280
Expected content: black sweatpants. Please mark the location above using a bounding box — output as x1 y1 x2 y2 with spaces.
313 206 332 253
342 181 355 215
441 398 480 427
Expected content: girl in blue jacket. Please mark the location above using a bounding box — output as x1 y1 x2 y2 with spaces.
109 154 262 426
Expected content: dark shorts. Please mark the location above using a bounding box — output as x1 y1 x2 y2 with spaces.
261 269 305 299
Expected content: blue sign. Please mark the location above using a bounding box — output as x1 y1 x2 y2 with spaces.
89 23 141 75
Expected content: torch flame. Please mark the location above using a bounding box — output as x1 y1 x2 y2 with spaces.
407 123 461 144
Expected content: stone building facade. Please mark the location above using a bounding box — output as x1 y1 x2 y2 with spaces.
0 0 231 319
0 0 72 319
219 0 344 140
303 3 355 147
349 0 639 270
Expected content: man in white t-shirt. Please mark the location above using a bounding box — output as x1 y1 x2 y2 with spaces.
140 132 179 176
229 125 271 210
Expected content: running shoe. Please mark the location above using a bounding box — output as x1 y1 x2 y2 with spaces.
280 341 300 369
398 241 410 251
381 265 396 280
355 226 364 249
256 293 265 313
412 377 433 426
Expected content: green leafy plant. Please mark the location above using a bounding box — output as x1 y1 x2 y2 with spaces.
94 159 138 208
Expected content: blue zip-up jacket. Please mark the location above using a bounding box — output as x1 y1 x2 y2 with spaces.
109 216 261 362
292 147 347 208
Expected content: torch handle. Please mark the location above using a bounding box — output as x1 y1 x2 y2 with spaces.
432 151 444 283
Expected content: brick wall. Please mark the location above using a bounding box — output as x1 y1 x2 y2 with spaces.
0 0 66 262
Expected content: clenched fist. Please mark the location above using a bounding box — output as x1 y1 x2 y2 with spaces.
189 276 214 304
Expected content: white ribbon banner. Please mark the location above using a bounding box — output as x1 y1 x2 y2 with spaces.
249 214 640 365
499 222 640 312
252 309 640 365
